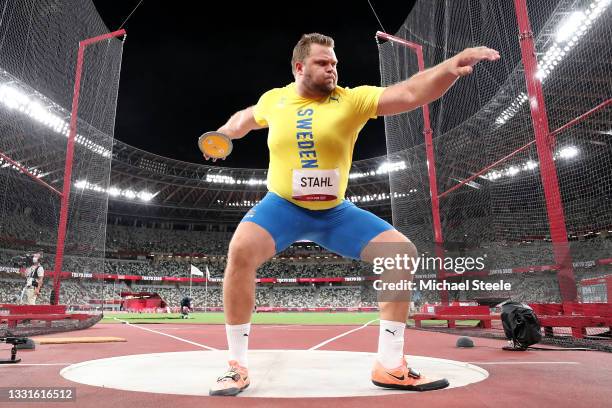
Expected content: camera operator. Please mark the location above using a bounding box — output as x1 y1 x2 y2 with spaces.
20 252 44 305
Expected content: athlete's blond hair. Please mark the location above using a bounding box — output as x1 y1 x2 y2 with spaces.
291 33 335 77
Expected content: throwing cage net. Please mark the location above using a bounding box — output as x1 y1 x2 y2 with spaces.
378 0 611 310
0 0 125 332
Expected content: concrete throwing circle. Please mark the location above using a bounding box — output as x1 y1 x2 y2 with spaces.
60 350 488 398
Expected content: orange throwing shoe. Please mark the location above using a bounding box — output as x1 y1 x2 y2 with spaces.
209 360 250 396
371 358 449 392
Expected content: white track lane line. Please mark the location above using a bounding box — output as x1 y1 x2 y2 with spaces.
114 318 218 350
468 361 580 365
308 319 379 350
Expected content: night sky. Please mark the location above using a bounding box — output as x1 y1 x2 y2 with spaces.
92 0 416 168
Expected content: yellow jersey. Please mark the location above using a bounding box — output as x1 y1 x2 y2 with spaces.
253 82 384 210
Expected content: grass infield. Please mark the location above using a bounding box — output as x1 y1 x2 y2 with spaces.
101 312 480 327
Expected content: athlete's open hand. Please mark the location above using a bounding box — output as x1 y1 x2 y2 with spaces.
448 46 500 77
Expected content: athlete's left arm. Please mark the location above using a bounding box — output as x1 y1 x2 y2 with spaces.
376 47 500 116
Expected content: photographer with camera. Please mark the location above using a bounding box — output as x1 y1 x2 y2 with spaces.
19 252 44 305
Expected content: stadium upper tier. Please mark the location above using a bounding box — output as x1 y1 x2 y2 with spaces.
108 139 398 223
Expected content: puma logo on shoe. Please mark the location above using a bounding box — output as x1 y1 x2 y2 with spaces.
385 329 397 336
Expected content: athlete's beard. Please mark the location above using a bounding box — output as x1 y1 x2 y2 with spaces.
303 72 336 97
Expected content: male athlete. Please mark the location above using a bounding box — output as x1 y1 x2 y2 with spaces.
207 33 499 396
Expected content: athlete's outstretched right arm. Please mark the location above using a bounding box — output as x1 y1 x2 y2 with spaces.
217 106 267 140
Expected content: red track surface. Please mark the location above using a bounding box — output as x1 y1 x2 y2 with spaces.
1 323 611 407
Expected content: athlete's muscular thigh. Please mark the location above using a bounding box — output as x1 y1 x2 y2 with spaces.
226 221 275 271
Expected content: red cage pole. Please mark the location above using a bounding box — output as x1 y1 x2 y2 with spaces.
549 98 611 137
439 98 611 199
438 140 536 199
0 150 63 196
513 0 576 301
52 29 126 305
376 32 448 304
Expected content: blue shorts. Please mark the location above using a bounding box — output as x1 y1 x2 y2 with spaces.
240 192 394 259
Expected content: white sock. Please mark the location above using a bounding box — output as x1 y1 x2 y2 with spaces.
226 323 251 367
377 320 406 369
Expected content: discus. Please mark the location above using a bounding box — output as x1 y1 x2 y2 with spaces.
198 131 233 159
